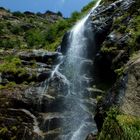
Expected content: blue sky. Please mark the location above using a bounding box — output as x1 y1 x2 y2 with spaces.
0 0 93 17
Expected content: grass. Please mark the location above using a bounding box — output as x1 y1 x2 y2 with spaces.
98 107 140 140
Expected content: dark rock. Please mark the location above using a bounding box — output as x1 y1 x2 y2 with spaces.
60 31 71 55
86 133 97 140
18 50 60 64
1 72 37 84
37 72 51 82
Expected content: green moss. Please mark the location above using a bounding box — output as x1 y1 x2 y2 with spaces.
0 56 29 84
98 107 140 140
11 126 17 131
117 115 140 140
114 67 125 77
96 95 103 102
98 107 122 140
101 46 117 53
0 127 8 135
127 15 140 54
25 28 45 48
0 57 27 75
11 136 16 140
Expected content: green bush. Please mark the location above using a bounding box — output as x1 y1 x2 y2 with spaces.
13 11 24 17
10 26 23 35
0 57 27 76
0 38 21 49
98 107 140 140
81 0 97 13
25 29 45 48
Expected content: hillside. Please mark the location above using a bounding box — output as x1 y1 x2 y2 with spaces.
0 0 140 140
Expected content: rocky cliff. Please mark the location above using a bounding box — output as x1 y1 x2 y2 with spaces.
0 0 140 140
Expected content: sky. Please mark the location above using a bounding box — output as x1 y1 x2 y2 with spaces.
0 0 93 17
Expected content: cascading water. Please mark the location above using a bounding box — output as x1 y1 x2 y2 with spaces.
52 0 102 139
25 0 102 139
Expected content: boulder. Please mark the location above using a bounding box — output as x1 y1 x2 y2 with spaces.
18 50 61 64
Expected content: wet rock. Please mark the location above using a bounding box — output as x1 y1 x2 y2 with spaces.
60 31 71 55
18 50 61 64
86 133 97 140
37 72 51 82
39 112 64 131
1 72 37 84
43 129 61 140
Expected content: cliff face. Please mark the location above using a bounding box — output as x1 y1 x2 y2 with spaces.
0 0 140 140
87 0 140 139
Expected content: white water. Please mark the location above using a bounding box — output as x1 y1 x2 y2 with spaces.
50 0 102 140
25 0 102 139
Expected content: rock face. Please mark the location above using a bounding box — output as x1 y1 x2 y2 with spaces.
120 54 140 117
93 0 140 135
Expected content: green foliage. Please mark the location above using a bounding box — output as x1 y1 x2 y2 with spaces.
114 67 125 77
117 115 140 139
96 95 103 102
98 107 122 140
0 127 8 135
25 28 45 48
127 15 140 53
0 57 27 76
0 38 21 49
57 11 63 17
98 107 140 140
71 11 81 21
117 25 127 34
13 11 24 17
81 0 97 13
0 0 98 50
101 46 117 53
10 25 23 35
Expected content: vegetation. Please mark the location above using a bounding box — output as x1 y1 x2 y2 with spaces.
98 107 140 140
127 15 140 53
0 0 98 51
0 56 36 85
0 57 26 74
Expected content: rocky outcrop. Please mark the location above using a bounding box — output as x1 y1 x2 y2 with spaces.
89 0 140 137
120 53 140 117
18 50 61 64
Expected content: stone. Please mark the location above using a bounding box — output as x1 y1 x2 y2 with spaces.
120 54 140 117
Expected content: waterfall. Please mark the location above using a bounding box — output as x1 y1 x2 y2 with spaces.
25 0 102 139
51 0 102 139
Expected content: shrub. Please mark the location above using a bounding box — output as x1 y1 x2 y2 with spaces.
81 0 97 13
98 107 140 140
25 29 45 48
0 38 21 49
13 11 24 17
0 57 26 75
